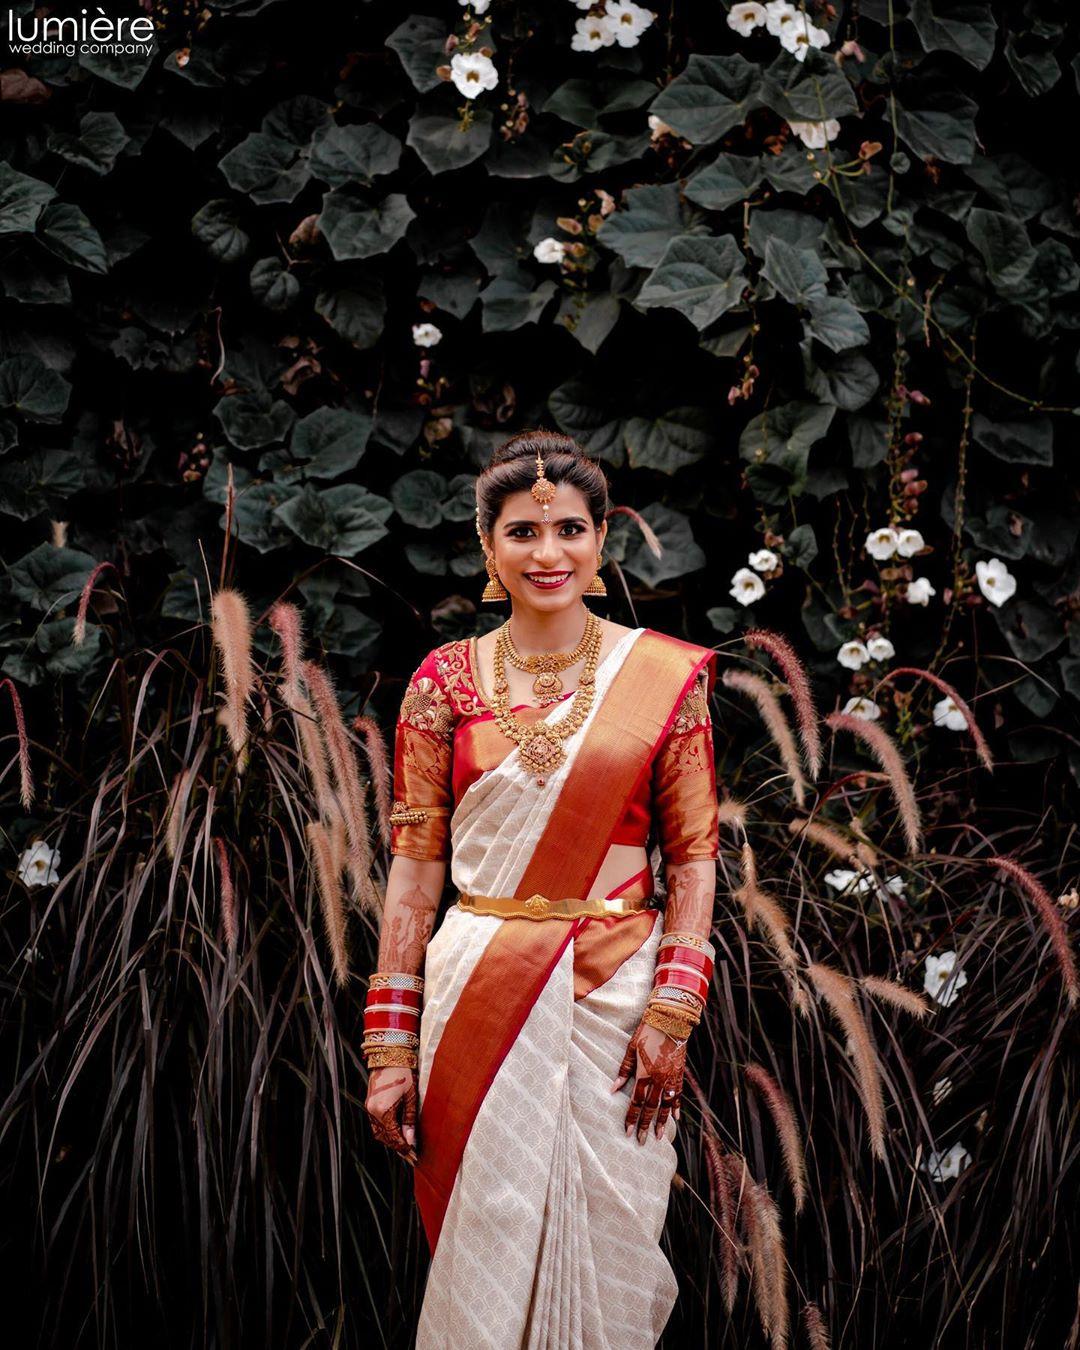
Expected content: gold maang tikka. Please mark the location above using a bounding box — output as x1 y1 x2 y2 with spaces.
531 448 557 521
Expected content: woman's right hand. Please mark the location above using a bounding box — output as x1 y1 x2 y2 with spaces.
365 1065 418 1165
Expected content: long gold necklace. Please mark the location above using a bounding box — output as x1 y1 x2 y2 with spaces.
491 614 602 786
503 613 599 705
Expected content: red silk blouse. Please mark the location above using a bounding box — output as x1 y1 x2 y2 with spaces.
389 635 719 867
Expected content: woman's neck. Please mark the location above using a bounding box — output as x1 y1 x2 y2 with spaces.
506 603 592 655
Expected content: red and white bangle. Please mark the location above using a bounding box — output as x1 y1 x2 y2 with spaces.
652 933 715 1006
363 971 423 1068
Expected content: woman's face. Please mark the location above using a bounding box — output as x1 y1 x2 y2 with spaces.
484 482 607 614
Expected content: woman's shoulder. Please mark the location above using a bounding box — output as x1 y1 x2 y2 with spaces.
640 625 717 664
409 637 485 719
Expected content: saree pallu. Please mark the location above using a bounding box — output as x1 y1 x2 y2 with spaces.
406 628 717 1349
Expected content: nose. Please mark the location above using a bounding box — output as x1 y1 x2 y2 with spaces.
532 529 562 567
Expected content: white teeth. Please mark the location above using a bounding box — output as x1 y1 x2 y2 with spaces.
527 573 569 586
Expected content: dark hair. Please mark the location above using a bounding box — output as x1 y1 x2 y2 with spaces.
475 429 609 537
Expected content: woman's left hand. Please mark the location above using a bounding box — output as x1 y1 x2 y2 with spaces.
611 1020 686 1144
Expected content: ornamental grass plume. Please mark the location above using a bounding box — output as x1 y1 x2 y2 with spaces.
268 601 305 702
788 816 878 870
302 660 379 915
164 765 193 860
734 841 799 974
802 1301 832 1350
807 962 887 1160
876 666 994 771
743 628 822 777
211 589 254 767
685 1069 743 1313
213 836 238 955
306 821 349 987
718 795 749 832
860 974 931 1020
723 668 808 807
1 677 34 810
744 1062 808 1212
825 712 922 854
353 714 392 849
741 1174 789 1349
268 606 340 823
990 855 1080 1006
72 560 117 647
605 504 663 558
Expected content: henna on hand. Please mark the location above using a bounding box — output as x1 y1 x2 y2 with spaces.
365 1066 419 1165
611 1021 687 1144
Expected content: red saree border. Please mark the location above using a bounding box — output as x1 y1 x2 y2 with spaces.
515 630 717 901
415 917 578 1252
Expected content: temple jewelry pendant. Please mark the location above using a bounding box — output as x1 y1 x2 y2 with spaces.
520 729 566 785
532 670 563 704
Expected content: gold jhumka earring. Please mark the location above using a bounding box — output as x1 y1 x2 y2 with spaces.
584 552 607 597
481 556 508 603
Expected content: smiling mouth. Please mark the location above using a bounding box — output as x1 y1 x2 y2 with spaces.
524 571 572 589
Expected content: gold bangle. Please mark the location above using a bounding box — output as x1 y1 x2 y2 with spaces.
365 1047 418 1070
642 1005 697 1041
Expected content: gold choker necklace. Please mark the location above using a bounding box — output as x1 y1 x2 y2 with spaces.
502 615 597 705
491 613 602 786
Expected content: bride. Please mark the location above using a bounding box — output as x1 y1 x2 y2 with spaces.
362 429 719 1348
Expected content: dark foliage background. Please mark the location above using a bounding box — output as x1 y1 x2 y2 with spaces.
2 1 1079 1347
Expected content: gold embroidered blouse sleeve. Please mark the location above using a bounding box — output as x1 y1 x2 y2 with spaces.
390 649 455 862
651 670 719 865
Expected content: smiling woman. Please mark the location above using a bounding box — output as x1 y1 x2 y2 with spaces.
362 431 720 1349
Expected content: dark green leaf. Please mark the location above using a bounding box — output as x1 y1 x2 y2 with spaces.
290 407 372 478
310 122 402 186
760 49 859 122
548 380 626 465
0 164 56 235
685 154 764 211
739 400 835 499
761 237 828 305
392 469 447 527
275 483 391 554
7 544 97 611
597 183 696 269
966 207 1035 289
249 257 299 310
650 53 763 144
786 523 819 566
895 88 978 165
315 273 386 348
191 199 249 263
910 0 998 70
807 295 871 351
480 273 557 332
624 407 717 474
558 292 621 354
0 450 87 518
971 412 1053 466
0 355 72 422
387 14 447 93
36 202 108 274
637 234 747 329
47 111 129 175
318 190 415 261
262 95 331 147
619 503 705 586
994 596 1065 662
218 132 309 204
544 77 656 127
407 108 492 174
214 390 295 450
1005 34 1060 97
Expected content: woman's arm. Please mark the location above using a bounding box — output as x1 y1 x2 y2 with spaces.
364 853 446 1164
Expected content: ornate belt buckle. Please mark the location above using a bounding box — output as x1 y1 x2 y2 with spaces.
524 893 550 917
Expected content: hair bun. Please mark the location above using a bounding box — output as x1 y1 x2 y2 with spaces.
487 429 582 469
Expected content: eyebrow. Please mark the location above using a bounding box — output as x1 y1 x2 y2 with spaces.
501 516 589 528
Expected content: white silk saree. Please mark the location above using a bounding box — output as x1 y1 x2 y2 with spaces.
391 627 718 1349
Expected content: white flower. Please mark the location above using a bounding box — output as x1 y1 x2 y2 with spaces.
842 696 880 722
533 237 566 265
865 526 899 561
569 0 595 8
748 547 779 573
764 0 799 36
825 868 905 899
932 696 968 732
458 0 491 11
825 868 861 893
923 950 968 1007
923 1142 971 1182
975 557 1016 608
17 841 60 889
648 113 675 139
781 18 831 61
727 1 767 35
837 639 870 671
411 322 443 348
449 51 498 99
866 634 895 662
896 528 925 558
730 567 766 606
788 119 840 149
571 13 616 50
906 577 936 606
606 0 655 46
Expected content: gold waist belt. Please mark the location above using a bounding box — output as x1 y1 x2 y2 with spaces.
457 891 654 921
